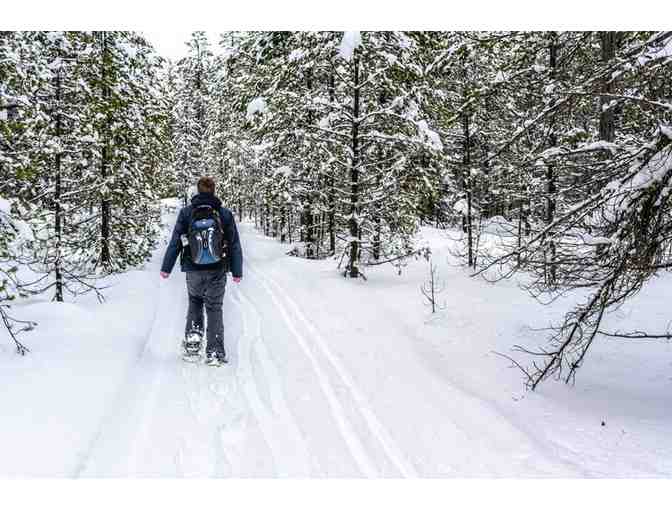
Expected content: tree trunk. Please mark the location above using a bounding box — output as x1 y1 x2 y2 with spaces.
287 210 293 244
100 31 112 269
328 71 336 255
546 32 559 285
372 90 385 261
348 54 361 278
373 145 382 261
462 108 474 268
280 206 286 243
304 68 315 258
54 67 64 302
599 32 619 143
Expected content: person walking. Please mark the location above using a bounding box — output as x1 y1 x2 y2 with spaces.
160 176 243 366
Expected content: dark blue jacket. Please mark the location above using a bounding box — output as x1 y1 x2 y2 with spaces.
161 193 243 278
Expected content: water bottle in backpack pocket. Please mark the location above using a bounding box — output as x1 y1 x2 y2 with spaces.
187 205 227 265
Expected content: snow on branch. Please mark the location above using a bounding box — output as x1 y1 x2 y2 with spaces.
338 31 362 61
246 97 268 120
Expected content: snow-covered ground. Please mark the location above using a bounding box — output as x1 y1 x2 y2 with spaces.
1 201 671 477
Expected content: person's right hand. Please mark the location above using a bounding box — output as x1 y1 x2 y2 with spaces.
160 272 169 279
233 276 242 284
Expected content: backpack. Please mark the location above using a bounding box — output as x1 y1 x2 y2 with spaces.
186 205 226 265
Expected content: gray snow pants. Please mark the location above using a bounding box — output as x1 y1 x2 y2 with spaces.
185 268 227 354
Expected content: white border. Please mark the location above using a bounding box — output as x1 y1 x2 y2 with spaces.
2 0 672 30
2 480 672 510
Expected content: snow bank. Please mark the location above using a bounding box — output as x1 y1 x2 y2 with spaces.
338 31 362 61
242 222 672 476
0 202 176 477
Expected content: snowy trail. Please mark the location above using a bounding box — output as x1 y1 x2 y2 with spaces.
75 212 418 477
72 217 586 478
78 252 311 477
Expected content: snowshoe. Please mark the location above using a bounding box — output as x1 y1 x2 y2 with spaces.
205 351 228 367
182 333 203 362
182 352 201 363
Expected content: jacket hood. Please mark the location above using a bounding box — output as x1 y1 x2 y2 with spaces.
190 192 222 209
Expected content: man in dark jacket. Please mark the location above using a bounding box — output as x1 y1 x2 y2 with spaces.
160 176 243 365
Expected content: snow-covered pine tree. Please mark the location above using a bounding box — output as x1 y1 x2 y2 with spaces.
173 31 213 206
0 195 34 354
476 31 672 388
325 31 443 277
421 32 505 269
221 31 442 270
77 31 169 273
0 32 46 344
156 61 180 199
15 31 103 301
204 31 251 216
2 32 169 301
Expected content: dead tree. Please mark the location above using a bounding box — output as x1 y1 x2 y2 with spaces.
420 255 446 314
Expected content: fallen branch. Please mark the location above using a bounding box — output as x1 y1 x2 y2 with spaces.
363 247 430 267
598 329 672 340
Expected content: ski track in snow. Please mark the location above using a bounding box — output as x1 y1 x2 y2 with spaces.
227 288 313 476
245 264 378 477
246 262 419 478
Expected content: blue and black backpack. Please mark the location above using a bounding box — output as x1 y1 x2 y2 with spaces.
187 204 226 265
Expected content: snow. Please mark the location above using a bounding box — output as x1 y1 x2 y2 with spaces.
453 198 468 215
493 70 507 83
318 115 331 129
118 42 139 60
416 119 443 151
581 233 613 246
47 57 63 70
660 124 672 140
338 31 362 62
288 49 306 62
397 32 413 50
581 140 620 154
1 203 671 477
638 34 672 65
626 146 672 191
0 196 11 214
274 165 293 177
246 97 268 120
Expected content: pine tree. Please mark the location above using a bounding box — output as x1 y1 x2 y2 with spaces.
173 31 213 205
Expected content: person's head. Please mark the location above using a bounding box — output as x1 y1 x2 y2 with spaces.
197 176 216 194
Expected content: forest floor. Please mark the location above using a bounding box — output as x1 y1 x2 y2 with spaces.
1 199 671 477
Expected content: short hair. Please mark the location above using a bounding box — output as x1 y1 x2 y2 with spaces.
197 176 216 194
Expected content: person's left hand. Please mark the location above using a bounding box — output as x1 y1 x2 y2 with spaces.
233 276 242 284
160 272 169 279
